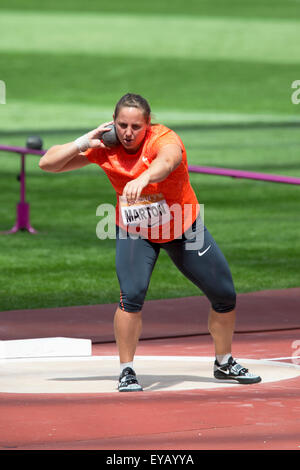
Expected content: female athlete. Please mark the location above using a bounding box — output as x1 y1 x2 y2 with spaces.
39 93 261 391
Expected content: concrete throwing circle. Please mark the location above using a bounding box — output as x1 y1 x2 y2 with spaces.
1 356 299 394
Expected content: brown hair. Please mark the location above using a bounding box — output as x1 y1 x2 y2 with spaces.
114 93 151 123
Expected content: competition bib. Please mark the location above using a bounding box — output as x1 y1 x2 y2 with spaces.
119 193 172 228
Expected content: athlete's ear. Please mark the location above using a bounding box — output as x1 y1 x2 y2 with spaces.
113 113 115 122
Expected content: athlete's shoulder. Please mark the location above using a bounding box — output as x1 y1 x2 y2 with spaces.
148 123 173 137
147 123 182 144
146 123 184 154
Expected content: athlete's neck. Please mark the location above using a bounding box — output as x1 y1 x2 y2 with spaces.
122 142 143 156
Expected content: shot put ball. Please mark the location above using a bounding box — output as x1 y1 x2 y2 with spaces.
102 124 119 147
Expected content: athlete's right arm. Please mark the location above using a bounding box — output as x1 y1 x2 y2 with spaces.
39 142 91 173
39 121 113 173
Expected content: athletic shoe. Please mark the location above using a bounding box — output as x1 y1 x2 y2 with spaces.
118 367 143 392
214 356 262 384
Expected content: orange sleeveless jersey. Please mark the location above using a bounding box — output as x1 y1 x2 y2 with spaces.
84 124 199 243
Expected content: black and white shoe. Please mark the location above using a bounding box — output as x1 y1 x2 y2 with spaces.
118 367 143 392
214 356 262 384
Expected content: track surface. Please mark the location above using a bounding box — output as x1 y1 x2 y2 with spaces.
0 288 300 450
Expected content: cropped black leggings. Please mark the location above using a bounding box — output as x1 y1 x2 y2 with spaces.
116 219 236 314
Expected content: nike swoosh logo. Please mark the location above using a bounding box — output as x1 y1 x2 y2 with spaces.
219 368 230 375
198 245 211 256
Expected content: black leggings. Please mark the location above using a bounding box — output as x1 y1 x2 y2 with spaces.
116 218 236 314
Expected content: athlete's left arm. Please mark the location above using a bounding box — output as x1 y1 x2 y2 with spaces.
122 144 182 203
149 144 182 182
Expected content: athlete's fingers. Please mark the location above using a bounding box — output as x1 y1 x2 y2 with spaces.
125 191 137 203
135 185 143 201
123 183 137 203
96 121 114 131
88 122 114 140
97 121 114 136
122 183 130 200
89 138 106 149
134 174 150 201
123 173 150 202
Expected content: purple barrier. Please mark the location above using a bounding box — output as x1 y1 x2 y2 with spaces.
0 144 45 157
188 165 300 185
1 144 299 234
0 144 45 234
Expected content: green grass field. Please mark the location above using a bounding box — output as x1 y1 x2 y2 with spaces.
0 1 300 311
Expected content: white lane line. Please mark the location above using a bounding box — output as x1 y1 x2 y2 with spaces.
259 356 300 362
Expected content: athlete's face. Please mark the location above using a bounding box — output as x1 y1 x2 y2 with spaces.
114 107 149 153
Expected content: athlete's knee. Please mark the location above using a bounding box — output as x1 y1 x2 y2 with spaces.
119 284 147 313
211 285 236 313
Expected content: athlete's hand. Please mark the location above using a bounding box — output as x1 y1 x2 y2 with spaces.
123 172 151 203
87 121 114 148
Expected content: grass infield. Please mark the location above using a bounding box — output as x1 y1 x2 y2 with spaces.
0 1 299 311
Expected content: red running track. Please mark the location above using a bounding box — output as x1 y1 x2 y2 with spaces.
0 289 300 450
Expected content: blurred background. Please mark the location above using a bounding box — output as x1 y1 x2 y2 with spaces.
0 0 299 311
